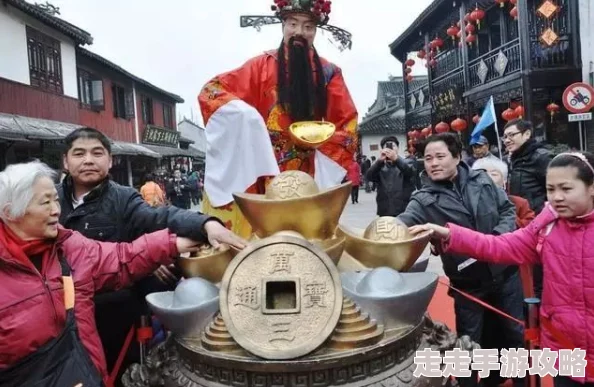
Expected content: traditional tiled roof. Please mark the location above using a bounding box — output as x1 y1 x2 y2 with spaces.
5 0 93 45
78 48 184 103
358 108 405 135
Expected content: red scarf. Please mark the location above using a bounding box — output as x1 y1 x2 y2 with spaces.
0 222 53 272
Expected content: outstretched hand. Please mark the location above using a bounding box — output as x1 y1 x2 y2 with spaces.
408 223 451 240
204 220 248 250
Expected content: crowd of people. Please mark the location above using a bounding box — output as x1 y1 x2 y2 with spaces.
345 118 593 387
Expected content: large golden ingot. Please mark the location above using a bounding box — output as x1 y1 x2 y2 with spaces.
288 121 336 149
233 171 351 240
337 217 432 272
178 245 238 283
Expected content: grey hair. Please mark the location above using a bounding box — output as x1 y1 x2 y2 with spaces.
472 157 509 182
0 160 57 221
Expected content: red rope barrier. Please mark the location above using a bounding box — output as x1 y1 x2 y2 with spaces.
107 325 135 387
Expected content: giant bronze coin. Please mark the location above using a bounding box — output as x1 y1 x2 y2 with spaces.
219 235 342 360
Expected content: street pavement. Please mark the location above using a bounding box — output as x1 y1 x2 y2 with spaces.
192 188 445 275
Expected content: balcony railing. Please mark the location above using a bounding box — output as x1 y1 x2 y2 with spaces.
468 38 521 89
432 47 463 80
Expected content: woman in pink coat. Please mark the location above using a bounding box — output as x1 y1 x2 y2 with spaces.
410 152 594 387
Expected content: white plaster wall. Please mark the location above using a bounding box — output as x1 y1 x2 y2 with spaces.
580 0 594 84
360 133 407 160
0 5 30 84
60 42 78 98
0 4 78 98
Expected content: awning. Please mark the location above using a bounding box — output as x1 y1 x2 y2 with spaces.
111 141 161 159
0 113 83 141
144 144 205 159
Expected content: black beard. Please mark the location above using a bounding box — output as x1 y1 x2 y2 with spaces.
277 37 327 122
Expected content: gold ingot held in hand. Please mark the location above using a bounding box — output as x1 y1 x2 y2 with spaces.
288 121 336 149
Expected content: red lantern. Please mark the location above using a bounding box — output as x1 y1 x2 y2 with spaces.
546 102 560 123
470 7 486 29
502 108 518 121
447 25 460 41
466 34 477 46
473 114 481 124
406 74 414 82
495 0 508 7
451 118 468 133
510 6 518 20
417 49 426 59
435 121 450 133
405 67 412 74
405 59 415 67
408 147 416 154
431 37 444 51
515 105 524 119
465 23 476 34
421 127 432 138
464 12 471 23
408 139 414 147
510 0 517 4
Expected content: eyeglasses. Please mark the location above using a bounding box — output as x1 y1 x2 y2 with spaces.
502 131 522 140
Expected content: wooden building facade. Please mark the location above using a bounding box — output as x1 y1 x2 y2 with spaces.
390 0 584 152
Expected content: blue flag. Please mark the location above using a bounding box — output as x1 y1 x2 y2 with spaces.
470 96 498 145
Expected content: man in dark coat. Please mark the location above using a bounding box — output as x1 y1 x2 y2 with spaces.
57 127 246 385
366 136 416 217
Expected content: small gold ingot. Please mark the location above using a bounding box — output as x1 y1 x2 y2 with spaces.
337 220 432 272
363 217 412 241
288 121 336 149
178 244 238 283
233 172 351 240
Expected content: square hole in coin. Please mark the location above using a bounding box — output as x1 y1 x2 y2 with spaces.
262 278 300 314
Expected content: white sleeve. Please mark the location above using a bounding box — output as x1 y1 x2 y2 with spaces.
204 100 280 207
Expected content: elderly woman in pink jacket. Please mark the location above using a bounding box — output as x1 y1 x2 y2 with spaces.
410 152 594 387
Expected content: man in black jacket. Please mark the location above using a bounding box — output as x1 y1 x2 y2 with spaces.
397 133 523 387
503 119 553 299
366 136 416 217
57 127 246 385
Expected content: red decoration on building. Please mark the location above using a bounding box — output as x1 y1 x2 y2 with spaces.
546 102 560 122
405 59 415 67
430 36 444 51
421 127 432 138
406 74 414 82
451 118 468 133
510 6 518 20
466 34 477 46
435 121 450 133
465 23 476 34
447 25 460 41
470 7 486 29
515 105 524 119
502 108 518 121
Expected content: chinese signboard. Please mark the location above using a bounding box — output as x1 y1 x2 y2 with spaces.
142 125 180 147
430 86 463 117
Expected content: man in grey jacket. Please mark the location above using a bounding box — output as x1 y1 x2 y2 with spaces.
397 133 523 387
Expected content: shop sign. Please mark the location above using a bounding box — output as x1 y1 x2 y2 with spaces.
142 125 180 147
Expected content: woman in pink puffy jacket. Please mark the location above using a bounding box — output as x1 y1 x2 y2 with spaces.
410 152 594 387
